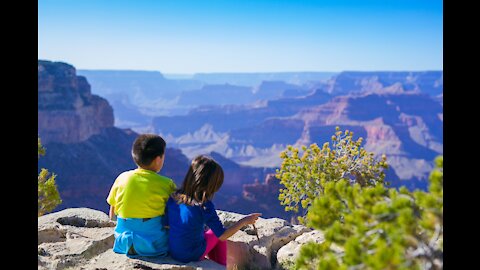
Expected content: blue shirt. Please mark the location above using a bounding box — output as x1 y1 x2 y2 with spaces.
166 196 226 262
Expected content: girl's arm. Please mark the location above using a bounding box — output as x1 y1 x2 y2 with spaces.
218 213 261 241
109 205 117 221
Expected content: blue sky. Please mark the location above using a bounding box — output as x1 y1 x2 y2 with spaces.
38 0 443 73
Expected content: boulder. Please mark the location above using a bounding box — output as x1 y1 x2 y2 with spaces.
276 230 344 269
38 208 315 270
38 208 224 270
276 230 325 269
217 211 311 269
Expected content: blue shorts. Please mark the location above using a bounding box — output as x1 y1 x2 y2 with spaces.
113 216 169 257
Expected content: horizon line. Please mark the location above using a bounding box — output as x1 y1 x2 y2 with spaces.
76 68 443 75
39 58 443 74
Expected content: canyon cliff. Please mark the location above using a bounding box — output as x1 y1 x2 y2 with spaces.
38 60 276 217
38 60 114 144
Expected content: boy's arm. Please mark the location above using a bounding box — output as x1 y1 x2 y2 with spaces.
109 205 117 221
106 177 119 221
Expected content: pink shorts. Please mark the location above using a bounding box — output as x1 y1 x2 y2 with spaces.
199 229 227 266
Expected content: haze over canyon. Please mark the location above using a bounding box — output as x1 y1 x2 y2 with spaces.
38 60 443 220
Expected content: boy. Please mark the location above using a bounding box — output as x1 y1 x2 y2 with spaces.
106 134 176 257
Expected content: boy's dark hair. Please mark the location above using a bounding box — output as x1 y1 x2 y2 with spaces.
131 134 166 167
174 155 224 206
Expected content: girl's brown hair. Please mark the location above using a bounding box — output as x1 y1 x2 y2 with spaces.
174 155 224 206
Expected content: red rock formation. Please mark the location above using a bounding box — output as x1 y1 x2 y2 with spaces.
37 61 274 213
243 174 283 201
38 60 114 144
212 173 295 221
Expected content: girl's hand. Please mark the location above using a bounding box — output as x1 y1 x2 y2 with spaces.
219 213 262 241
241 213 262 225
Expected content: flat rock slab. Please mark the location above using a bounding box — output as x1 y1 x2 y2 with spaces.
39 208 317 270
78 249 225 270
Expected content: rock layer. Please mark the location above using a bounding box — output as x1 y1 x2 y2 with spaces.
38 60 114 144
38 208 325 270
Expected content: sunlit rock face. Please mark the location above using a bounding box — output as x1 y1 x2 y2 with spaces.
38 60 114 144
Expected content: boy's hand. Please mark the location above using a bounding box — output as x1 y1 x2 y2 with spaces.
109 206 117 221
241 213 262 225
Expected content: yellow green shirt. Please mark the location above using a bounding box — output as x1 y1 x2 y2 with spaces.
106 168 177 219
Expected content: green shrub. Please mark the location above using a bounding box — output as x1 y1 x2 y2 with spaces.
276 127 388 223
38 137 62 216
295 156 443 270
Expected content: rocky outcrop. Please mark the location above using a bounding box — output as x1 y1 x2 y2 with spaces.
38 208 223 270
289 92 443 183
218 211 311 269
38 60 114 144
37 60 190 214
242 174 283 201
276 230 344 269
37 127 191 213
212 173 298 223
152 89 442 189
37 60 278 219
276 230 324 268
38 208 324 270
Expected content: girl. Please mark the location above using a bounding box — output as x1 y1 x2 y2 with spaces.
166 155 261 266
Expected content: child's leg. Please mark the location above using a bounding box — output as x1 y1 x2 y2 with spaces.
208 239 227 266
200 229 218 260
200 229 227 266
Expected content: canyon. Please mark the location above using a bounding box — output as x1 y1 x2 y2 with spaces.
39 60 443 221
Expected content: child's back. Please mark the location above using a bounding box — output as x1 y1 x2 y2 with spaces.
166 197 225 262
109 168 175 219
165 155 261 266
107 134 176 257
